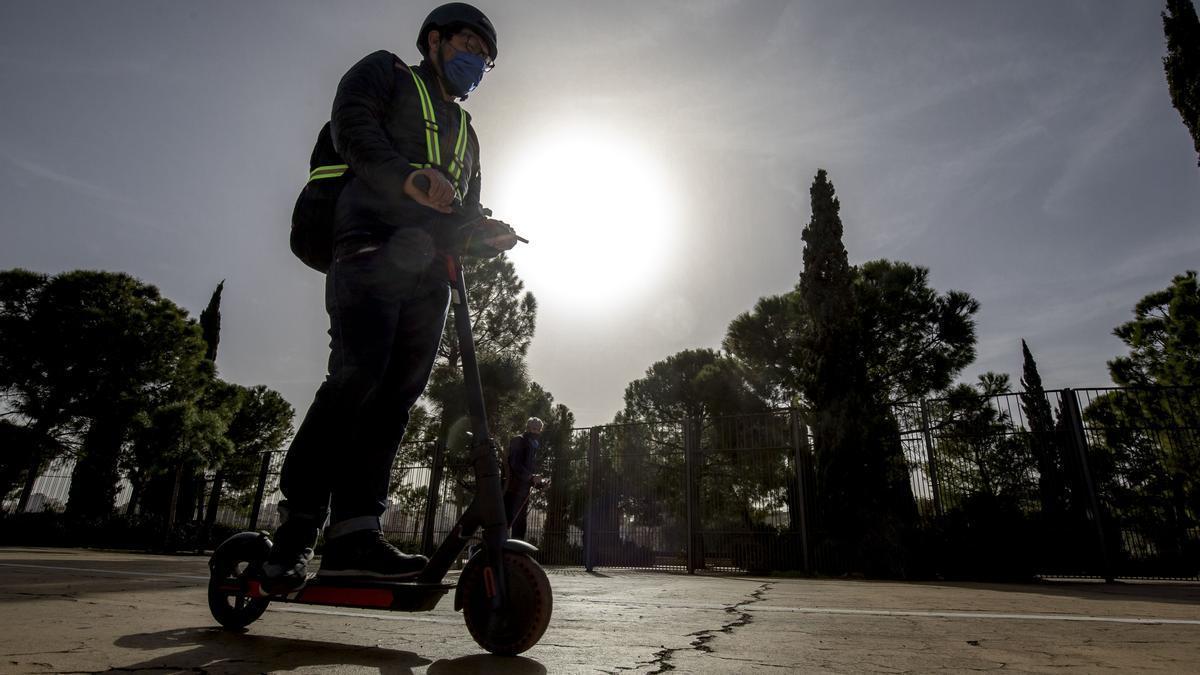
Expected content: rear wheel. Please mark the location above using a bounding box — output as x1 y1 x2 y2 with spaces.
208 534 272 629
459 550 553 655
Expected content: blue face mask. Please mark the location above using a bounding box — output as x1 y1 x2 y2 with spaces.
443 51 487 97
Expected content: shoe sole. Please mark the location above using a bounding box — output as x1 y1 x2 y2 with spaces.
316 569 423 579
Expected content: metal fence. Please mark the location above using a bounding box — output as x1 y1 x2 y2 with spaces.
6 386 1198 581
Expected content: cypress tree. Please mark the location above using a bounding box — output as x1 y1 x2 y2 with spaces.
799 171 866 569
797 170 917 575
799 170 859 408
199 280 224 363
1018 339 1063 518
1164 0 1200 165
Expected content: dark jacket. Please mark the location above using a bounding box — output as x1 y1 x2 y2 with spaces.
330 50 484 250
505 432 539 493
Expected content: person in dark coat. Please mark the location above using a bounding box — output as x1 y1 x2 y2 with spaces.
504 417 545 541
263 3 517 591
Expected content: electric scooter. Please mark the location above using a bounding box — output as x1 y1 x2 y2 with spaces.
207 186 550 656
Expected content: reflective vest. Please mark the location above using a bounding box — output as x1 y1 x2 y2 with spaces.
307 67 470 197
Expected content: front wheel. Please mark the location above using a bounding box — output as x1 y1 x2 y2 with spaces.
459 550 553 655
208 532 272 630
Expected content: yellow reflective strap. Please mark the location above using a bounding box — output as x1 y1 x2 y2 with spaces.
407 69 441 166
308 164 348 181
449 107 469 181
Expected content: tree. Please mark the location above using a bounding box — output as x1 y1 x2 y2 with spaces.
797 170 919 574
1083 271 1200 572
0 270 80 511
128 393 234 529
1018 340 1065 518
0 420 42 502
798 170 860 411
537 402 580 560
935 373 1034 502
202 384 294 533
855 260 979 404
199 280 225 363
1164 0 1200 165
621 349 766 423
1108 270 1200 387
723 292 807 407
415 253 577 533
437 255 536 368
27 271 212 519
427 254 538 450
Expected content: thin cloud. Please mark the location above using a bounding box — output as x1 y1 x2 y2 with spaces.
0 147 130 206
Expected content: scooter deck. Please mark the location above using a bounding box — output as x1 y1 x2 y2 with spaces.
229 576 455 612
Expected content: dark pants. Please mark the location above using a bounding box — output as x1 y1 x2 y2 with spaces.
280 228 449 533
504 482 531 541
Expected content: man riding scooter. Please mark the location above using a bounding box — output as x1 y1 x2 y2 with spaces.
264 3 518 591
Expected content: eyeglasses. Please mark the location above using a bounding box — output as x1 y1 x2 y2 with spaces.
455 32 494 71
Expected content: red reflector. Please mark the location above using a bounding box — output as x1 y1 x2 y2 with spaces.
299 586 394 608
483 567 497 598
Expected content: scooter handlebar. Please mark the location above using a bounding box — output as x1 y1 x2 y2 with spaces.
411 173 527 244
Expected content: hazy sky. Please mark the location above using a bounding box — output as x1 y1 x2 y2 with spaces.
2 1 1197 427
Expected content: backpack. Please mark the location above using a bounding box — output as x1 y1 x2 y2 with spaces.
290 122 350 273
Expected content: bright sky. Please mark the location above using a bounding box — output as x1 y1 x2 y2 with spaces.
1 1 1197 426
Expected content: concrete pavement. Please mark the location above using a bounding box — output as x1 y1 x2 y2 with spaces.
1 547 1199 673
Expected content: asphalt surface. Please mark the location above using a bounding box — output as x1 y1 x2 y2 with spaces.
1 547 1199 673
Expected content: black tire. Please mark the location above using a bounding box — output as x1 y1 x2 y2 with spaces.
459 550 553 655
208 538 271 630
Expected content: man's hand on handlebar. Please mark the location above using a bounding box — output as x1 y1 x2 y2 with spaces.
404 168 456 214
408 171 527 255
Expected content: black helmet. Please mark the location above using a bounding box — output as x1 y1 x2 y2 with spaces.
417 3 498 62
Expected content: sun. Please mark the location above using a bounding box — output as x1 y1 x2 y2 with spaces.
488 123 679 312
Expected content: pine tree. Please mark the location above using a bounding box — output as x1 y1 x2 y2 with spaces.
1018 339 1063 518
199 280 224 363
1164 0 1200 165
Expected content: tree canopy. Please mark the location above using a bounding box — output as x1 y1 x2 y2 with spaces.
1164 0 1200 165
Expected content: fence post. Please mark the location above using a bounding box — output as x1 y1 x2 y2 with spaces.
919 399 943 519
248 451 273 531
684 418 702 574
421 440 446 558
789 410 812 574
585 428 599 572
1061 388 1115 583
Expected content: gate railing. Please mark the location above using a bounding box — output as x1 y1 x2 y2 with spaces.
6 386 1197 581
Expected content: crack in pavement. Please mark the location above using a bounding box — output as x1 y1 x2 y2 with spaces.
633 582 773 674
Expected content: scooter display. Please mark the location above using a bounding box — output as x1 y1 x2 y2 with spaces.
207 189 550 655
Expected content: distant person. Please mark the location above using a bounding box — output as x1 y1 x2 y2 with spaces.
504 417 546 541
263 3 517 591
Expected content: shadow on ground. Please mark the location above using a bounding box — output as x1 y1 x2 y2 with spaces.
114 627 431 673
427 653 547 674
112 627 549 674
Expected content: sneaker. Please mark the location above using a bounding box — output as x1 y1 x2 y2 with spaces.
259 503 322 593
260 547 314 594
317 529 428 580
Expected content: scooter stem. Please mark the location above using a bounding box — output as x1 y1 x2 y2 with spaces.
446 255 510 608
